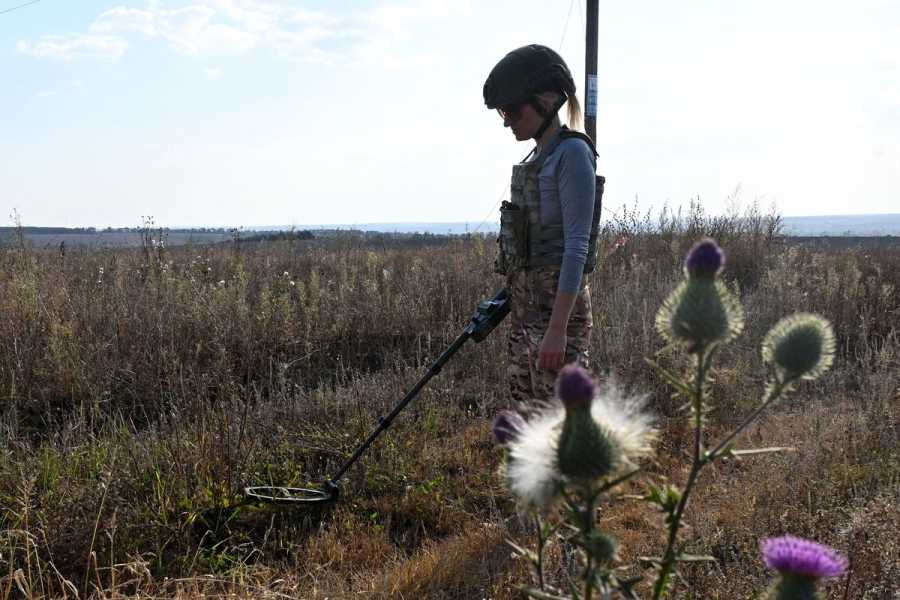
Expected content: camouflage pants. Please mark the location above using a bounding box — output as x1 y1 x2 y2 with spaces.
507 267 593 411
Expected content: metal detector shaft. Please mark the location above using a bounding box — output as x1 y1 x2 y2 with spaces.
328 330 470 484
327 288 510 486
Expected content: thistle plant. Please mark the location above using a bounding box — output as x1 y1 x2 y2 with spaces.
655 238 744 353
646 238 836 598
500 365 656 598
499 238 840 599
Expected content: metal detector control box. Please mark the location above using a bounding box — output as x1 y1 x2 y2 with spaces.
466 288 511 342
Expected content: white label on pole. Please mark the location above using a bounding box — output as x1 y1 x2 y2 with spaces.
585 74 598 118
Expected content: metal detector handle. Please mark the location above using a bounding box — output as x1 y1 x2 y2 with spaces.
465 288 511 342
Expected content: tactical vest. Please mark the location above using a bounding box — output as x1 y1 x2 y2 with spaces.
495 128 605 275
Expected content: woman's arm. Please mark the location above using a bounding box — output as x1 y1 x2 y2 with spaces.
538 138 596 370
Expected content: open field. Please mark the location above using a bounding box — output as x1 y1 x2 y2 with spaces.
1 215 898 598
1 231 232 249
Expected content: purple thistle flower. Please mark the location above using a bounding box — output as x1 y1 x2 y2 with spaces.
556 364 596 410
685 238 725 279
761 535 848 579
492 410 525 445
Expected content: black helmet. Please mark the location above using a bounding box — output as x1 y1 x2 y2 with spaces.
483 44 576 109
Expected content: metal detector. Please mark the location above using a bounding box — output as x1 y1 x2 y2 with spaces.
244 288 511 505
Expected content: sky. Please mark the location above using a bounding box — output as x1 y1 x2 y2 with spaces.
2 0 898 228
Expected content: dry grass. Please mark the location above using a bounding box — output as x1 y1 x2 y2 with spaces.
1 210 898 598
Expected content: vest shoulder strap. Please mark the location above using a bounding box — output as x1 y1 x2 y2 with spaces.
558 129 599 158
524 127 598 170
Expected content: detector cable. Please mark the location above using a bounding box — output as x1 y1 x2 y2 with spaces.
0 0 41 16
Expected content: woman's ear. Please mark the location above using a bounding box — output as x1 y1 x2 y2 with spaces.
534 91 563 115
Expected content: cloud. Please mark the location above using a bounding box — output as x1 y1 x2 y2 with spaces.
283 7 338 26
17 0 469 65
164 16 258 56
101 1 336 59
91 4 258 56
269 25 334 61
16 34 128 62
353 0 473 68
93 1 334 59
369 0 469 33
90 7 157 36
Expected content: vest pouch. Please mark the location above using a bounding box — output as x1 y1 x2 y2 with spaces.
496 201 528 274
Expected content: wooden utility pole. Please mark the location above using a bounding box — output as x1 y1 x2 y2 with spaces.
584 0 599 143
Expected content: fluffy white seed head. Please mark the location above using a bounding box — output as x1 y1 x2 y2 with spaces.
505 381 656 508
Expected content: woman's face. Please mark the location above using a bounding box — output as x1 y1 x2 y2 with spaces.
498 102 542 141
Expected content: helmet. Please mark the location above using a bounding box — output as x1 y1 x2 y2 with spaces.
483 44 576 109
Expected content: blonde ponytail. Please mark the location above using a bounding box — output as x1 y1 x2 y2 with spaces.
566 94 583 132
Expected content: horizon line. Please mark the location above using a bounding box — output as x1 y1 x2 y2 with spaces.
9 212 900 230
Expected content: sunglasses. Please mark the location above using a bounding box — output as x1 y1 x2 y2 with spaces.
497 102 525 121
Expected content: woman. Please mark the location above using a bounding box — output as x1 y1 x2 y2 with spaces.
483 44 603 409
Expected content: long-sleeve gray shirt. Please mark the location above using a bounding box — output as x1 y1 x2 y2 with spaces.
531 133 597 293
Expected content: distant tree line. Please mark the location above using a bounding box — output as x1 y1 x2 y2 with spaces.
239 230 315 242
0 227 315 236
0 227 100 234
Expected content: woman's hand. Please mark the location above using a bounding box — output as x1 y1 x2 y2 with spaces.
538 327 567 370
539 289 577 370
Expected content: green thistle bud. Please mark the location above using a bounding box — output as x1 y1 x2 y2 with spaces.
762 314 835 383
655 278 745 352
556 366 617 481
766 574 819 600
586 530 619 564
557 409 617 482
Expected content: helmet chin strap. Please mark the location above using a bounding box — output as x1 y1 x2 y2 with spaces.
530 94 568 142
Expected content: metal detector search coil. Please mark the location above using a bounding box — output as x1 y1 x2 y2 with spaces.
244 480 339 505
